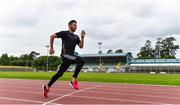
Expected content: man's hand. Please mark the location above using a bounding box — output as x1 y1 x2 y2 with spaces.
81 30 86 38
49 48 55 55
49 34 57 55
79 30 85 49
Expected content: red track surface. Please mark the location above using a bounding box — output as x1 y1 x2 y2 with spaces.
1 79 180 104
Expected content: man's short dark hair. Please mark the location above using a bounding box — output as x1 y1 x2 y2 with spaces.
68 20 77 25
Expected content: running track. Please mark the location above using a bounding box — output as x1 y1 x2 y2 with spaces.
1 79 180 104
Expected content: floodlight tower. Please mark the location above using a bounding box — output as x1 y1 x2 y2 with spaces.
45 45 49 72
98 42 102 68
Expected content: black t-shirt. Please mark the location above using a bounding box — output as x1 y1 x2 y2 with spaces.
56 31 80 55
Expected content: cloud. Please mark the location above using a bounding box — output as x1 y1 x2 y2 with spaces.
0 0 180 58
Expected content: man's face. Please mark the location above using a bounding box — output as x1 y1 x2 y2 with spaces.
69 22 77 32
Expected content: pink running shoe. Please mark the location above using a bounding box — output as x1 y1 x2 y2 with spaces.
43 85 49 98
69 80 79 90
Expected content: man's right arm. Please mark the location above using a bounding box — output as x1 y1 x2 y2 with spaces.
49 34 57 55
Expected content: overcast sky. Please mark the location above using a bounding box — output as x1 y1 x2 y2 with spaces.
0 0 180 58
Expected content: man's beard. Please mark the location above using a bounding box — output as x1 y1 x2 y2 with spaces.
72 29 76 32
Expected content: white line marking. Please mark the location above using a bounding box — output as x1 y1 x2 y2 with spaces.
2 83 180 95
0 88 177 104
90 87 180 94
2 79 180 89
81 89 180 100
2 88 180 100
0 96 44 104
42 85 103 105
1 78 180 87
1 80 180 104
69 95 163 104
2 83 180 97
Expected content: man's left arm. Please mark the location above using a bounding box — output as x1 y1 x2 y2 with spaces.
78 30 85 49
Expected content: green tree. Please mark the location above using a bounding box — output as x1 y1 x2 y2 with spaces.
137 37 179 59
18 51 40 67
48 56 61 68
161 37 179 58
32 56 61 70
0 53 10 65
107 49 113 54
115 49 123 53
19 54 29 60
154 38 163 58
29 51 40 61
98 51 103 54
9 55 19 61
10 60 27 66
137 40 154 59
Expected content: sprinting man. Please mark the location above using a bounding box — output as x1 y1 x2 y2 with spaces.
43 20 86 98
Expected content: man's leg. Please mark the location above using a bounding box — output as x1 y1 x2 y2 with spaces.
72 57 86 79
43 56 72 98
61 54 85 79
47 62 71 88
69 56 85 90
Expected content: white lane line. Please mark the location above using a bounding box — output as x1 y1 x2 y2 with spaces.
2 88 180 100
1 78 180 88
0 96 44 104
0 88 176 104
0 84 73 92
0 82 94 89
0 89 63 96
2 83 180 100
89 87 180 93
101 85 180 91
2 83 180 95
69 95 163 104
42 85 103 105
1 81 180 104
77 90 180 100
2 81 180 93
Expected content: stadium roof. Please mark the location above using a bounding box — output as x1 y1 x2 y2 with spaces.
131 59 180 64
130 63 180 66
79 52 132 57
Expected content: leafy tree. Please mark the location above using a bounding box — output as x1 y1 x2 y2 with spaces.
137 40 154 59
0 53 10 65
98 51 103 54
32 56 61 70
107 50 113 54
161 37 179 58
9 55 19 61
115 49 123 53
10 60 27 66
29 51 40 60
137 37 179 59
19 54 29 60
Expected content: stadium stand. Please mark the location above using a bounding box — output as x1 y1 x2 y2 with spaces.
71 52 133 72
129 59 180 73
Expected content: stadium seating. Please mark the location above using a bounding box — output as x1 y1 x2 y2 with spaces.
129 59 180 73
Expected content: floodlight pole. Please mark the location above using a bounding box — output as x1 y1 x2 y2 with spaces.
157 38 162 73
98 42 102 68
26 53 29 71
45 45 49 72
